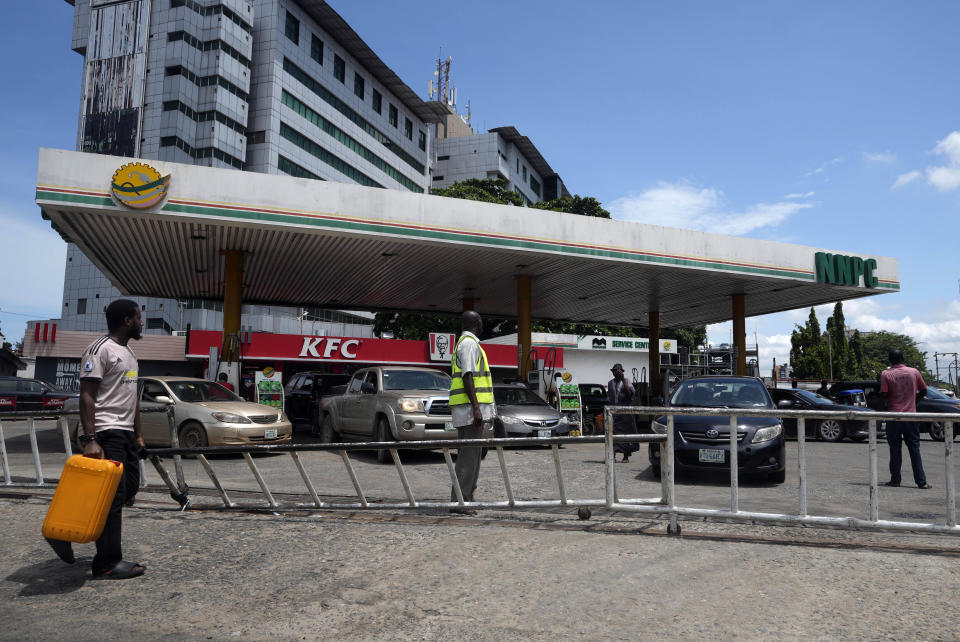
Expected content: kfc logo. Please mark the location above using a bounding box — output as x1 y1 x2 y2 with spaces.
297 337 360 360
429 333 457 362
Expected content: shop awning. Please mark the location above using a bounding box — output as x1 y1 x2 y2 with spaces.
36 149 899 329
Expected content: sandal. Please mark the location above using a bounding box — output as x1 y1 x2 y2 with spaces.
93 560 146 580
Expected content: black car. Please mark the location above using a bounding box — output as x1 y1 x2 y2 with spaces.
831 380 960 441
0 376 77 413
649 376 786 483
282 372 351 433
768 387 881 442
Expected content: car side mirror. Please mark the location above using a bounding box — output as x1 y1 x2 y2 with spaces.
154 395 173 405
361 382 376 394
777 399 794 409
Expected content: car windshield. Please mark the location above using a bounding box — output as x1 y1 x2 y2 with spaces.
168 381 241 402
793 389 831 404
495 388 548 406
382 370 451 391
672 379 771 408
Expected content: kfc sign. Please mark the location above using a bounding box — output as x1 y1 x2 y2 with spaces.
298 337 361 360
429 333 456 362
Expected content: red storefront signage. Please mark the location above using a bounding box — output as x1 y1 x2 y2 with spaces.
186 330 562 369
0 397 16 410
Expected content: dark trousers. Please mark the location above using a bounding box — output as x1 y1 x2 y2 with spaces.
93 430 140 574
886 421 926 486
451 424 484 503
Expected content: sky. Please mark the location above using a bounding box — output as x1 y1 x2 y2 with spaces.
1 1 959 379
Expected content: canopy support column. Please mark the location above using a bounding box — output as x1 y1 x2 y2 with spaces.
517 275 532 381
732 293 746 376
221 250 244 361
649 311 660 398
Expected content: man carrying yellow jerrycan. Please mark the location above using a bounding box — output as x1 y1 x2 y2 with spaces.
43 299 148 580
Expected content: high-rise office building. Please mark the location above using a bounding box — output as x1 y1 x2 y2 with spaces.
61 0 439 335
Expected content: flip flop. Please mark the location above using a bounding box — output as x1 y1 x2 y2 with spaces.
45 538 75 564
93 560 146 580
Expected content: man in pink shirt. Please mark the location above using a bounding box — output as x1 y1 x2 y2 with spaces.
880 349 931 489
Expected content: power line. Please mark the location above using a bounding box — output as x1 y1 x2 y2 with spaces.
0 307 52 318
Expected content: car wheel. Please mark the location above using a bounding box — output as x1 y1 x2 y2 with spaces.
319 414 338 444
178 421 208 449
928 422 946 441
767 468 786 484
375 417 393 464
817 419 844 442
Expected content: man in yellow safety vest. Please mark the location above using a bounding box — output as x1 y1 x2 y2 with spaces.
448 310 496 514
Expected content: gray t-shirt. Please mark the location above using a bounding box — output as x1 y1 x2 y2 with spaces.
80 336 139 432
451 332 497 428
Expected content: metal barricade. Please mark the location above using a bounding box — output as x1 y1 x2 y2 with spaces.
602 404 959 536
3 403 959 537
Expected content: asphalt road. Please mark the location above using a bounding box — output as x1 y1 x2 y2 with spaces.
3 422 960 639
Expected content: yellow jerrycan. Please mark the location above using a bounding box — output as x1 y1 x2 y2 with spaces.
42 455 124 543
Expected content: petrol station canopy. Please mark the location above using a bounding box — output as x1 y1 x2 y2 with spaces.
36 149 899 328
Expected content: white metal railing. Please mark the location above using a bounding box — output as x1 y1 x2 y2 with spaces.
2 405 958 536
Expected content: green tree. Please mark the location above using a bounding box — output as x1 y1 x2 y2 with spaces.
849 329 866 376
532 195 610 218
857 331 931 380
430 178 524 206
790 307 828 379
825 301 852 380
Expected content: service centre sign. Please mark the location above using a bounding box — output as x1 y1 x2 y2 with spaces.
576 335 678 354
815 252 879 288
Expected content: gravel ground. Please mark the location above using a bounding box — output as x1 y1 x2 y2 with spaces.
2 492 960 640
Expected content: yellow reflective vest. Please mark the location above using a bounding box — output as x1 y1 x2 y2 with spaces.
449 334 494 406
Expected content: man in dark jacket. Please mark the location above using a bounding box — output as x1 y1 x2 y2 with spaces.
607 363 638 462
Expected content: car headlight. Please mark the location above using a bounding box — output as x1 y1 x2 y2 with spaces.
651 419 668 434
752 424 782 443
558 414 570 424
397 398 423 413
211 411 252 424
501 415 522 424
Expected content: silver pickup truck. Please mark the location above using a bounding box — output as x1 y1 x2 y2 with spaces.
317 366 455 462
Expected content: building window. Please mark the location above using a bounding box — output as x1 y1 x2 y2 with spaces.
404 118 413 140
530 176 541 197
77 298 87 315
247 130 266 144
372 89 382 114
388 104 398 127
354 73 364 99
437 155 450 161
516 158 520 173
333 54 345 83
284 11 299 45
310 34 323 64
522 165 527 181
418 130 426 151
432 175 445 181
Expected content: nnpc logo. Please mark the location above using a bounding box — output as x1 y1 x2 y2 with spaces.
111 163 171 209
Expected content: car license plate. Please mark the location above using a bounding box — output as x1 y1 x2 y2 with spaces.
538 429 551 438
699 449 725 463
264 429 278 439
444 422 455 431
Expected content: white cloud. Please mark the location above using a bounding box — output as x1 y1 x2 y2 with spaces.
608 181 812 235
892 170 921 189
863 151 896 163
900 131 960 192
926 166 960 191
784 191 815 199
805 157 842 177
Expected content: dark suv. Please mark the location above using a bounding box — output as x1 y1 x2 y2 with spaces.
649 376 786 483
283 371 351 434
831 380 960 441
0 376 78 413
